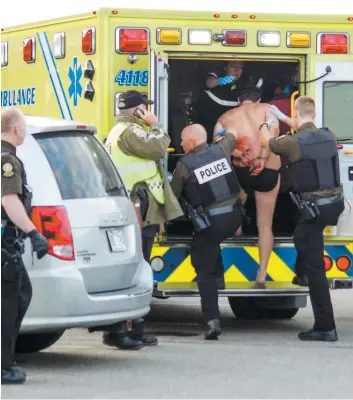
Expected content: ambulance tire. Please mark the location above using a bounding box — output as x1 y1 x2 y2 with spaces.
228 297 299 320
16 330 65 354
264 307 299 320
228 297 264 320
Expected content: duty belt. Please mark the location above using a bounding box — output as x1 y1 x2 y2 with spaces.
314 193 344 206
208 204 236 216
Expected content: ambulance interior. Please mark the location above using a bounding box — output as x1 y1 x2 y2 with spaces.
166 59 300 239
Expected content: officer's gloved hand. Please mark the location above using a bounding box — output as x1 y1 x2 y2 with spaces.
28 229 49 260
218 76 235 86
270 105 288 122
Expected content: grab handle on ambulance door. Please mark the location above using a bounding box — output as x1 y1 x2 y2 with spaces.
290 90 299 134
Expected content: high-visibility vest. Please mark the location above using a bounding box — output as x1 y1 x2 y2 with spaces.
105 123 165 204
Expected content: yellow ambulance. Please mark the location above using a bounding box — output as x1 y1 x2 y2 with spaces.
2 8 352 319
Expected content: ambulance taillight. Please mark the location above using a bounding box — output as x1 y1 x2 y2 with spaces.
82 27 96 55
116 28 149 54
1 41 8 67
23 37 35 63
223 30 246 46
318 33 348 54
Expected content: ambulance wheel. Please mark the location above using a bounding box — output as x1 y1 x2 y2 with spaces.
16 330 65 354
228 297 264 320
263 307 299 320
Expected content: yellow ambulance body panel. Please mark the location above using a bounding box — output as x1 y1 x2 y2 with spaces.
2 9 352 311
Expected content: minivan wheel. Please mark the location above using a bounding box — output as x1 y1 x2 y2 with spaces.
16 330 65 354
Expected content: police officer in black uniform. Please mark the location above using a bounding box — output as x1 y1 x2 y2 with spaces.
1 109 49 384
195 61 263 142
171 124 245 340
260 96 344 342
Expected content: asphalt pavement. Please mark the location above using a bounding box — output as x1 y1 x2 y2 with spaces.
2 290 353 399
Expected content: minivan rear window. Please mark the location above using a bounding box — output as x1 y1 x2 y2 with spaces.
36 132 127 200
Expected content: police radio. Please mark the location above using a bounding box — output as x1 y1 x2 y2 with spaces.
289 192 320 221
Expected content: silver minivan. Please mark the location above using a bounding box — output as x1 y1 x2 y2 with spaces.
16 116 153 353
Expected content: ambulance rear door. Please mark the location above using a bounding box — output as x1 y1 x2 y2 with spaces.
149 51 169 168
308 56 353 238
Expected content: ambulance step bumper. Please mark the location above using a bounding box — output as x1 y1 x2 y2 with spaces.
155 282 309 298
331 278 353 290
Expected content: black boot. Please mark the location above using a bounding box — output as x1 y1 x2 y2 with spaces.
204 319 221 340
131 318 158 346
1 366 26 385
103 331 143 350
292 275 309 286
298 329 338 342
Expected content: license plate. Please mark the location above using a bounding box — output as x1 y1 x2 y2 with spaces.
323 226 337 236
106 229 126 252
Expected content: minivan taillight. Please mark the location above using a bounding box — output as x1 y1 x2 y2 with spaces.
31 206 75 261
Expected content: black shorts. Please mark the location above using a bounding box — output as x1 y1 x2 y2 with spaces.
233 166 279 195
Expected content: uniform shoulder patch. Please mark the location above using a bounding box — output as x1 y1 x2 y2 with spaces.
2 162 15 177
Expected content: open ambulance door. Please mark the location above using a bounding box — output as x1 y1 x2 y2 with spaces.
149 50 169 166
308 57 353 239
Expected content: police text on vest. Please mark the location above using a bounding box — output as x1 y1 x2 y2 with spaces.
194 158 232 184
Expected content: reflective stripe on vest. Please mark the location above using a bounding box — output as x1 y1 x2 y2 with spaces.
204 90 240 107
105 123 165 204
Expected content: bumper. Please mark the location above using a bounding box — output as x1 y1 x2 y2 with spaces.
21 258 153 333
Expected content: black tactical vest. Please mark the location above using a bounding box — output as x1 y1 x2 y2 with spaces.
182 143 240 208
1 141 33 225
291 128 341 193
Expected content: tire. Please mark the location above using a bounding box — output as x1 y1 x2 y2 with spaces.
264 308 299 320
16 330 65 354
228 297 264 320
228 297 299 320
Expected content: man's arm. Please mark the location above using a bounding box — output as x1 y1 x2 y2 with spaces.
257 105 280 158
1 154 37 233
2 195 37 233
119 123 171 161
215 132 236 157
270 105 295 129
170 162 188 199
206 73 219 89
259 124 297 158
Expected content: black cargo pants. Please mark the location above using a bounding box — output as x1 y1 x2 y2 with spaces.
191 206 243 322
293 199 344 331
1 242 32 369
142 224 159 262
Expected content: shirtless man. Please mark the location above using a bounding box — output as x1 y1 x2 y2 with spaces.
214 85 280 288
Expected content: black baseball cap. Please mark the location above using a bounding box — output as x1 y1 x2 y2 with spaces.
118 90 154 110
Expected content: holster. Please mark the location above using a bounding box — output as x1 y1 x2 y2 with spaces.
237 200 251 225
289 192 320 221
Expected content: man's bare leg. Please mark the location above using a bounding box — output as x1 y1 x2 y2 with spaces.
254 176 280 285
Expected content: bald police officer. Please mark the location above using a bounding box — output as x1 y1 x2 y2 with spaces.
2 109 49 384
260 96 344 342
103 90 183 348
171 124 245 340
